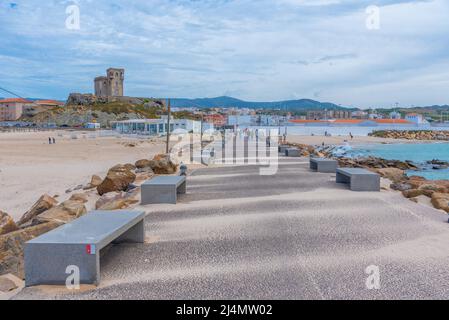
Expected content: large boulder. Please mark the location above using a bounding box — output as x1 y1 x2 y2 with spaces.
431 193 449 213
149 154 178 174
17 194 58 227
0 211 18 236
95 190 139 210
0 221 61 278
83 174 103 190
135 159 151 169
31 200 87 225
97 164 136 195
390 182 412 192
69 193 89 203
408 176 428 189
0 275 18 292
402 189 428 198
376 168 406 183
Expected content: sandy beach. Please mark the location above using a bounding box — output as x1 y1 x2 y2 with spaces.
0 130 430 222
0 130 168 220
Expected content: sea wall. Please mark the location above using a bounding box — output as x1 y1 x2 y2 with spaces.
369 130 449 140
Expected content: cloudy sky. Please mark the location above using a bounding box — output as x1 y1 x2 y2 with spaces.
0 0 448 108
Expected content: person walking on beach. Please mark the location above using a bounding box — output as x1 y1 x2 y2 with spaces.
349 132 354 140
52 137 56 144
48 137 52 144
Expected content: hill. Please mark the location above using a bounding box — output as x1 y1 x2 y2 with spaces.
170 96 351 111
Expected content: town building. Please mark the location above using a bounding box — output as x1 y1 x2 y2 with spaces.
111 118 204 135
405 113 427 125
306 110 351 120
204 114 227 127
289 119 414 126
389 111 402 120
94 68 125 97
0 98 32 121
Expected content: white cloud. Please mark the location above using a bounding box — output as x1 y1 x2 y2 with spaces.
0 0 448 107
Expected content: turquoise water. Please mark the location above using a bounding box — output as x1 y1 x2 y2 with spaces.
347 143 449 180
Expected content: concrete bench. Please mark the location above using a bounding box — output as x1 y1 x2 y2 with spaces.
141 176 186 204
336 168 380 191
285 148 300 157
278 145 290 154
24 210 145 286
310 158 338 173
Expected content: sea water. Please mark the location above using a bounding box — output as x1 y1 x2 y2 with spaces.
346 143 449 180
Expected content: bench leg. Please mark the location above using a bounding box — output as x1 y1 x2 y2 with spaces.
350 176 380 192
114 220 145 244
141 185 177 204
25 243 100 286
318 162 338 173
336 172 350 184
178 181 187 194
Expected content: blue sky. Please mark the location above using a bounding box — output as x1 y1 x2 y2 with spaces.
0 0 448 108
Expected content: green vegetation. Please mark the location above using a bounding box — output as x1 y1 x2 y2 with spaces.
90 101 163 118
172 110 202 121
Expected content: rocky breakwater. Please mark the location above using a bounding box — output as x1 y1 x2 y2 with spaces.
369 130 449 141
285 140 449 214
0 194 87 279
0 153 179 282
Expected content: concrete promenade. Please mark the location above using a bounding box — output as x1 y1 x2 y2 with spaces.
16 157 449 299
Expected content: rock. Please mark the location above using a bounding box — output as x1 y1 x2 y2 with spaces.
69 193 89 203
95 191 139 210
90 174 103 187
432 165 448 170
0 221 61 278
427 159 449 166
83 175 103 190
0 211 18 236
17 194 58 227
408 176 428 189
390 182 412 192
32 200 87 225
418 184 447 194
431 193 449 212
97 164 136 195
402 189 427 198
0 275 18 292
376 168 406 183
135 159 151 169
149 154 178 174
124 163 136 171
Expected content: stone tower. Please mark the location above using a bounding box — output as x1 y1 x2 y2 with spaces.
94 68 124 97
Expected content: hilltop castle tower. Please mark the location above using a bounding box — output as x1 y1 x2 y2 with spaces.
94 68 124 97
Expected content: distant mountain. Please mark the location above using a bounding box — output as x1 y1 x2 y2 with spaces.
170 96 351 111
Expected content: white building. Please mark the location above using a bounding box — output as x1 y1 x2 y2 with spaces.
405 113 427 125
111 118 204 135
389 111 402 119
227 115 252 126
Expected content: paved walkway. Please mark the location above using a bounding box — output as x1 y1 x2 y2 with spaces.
16 157 449 299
